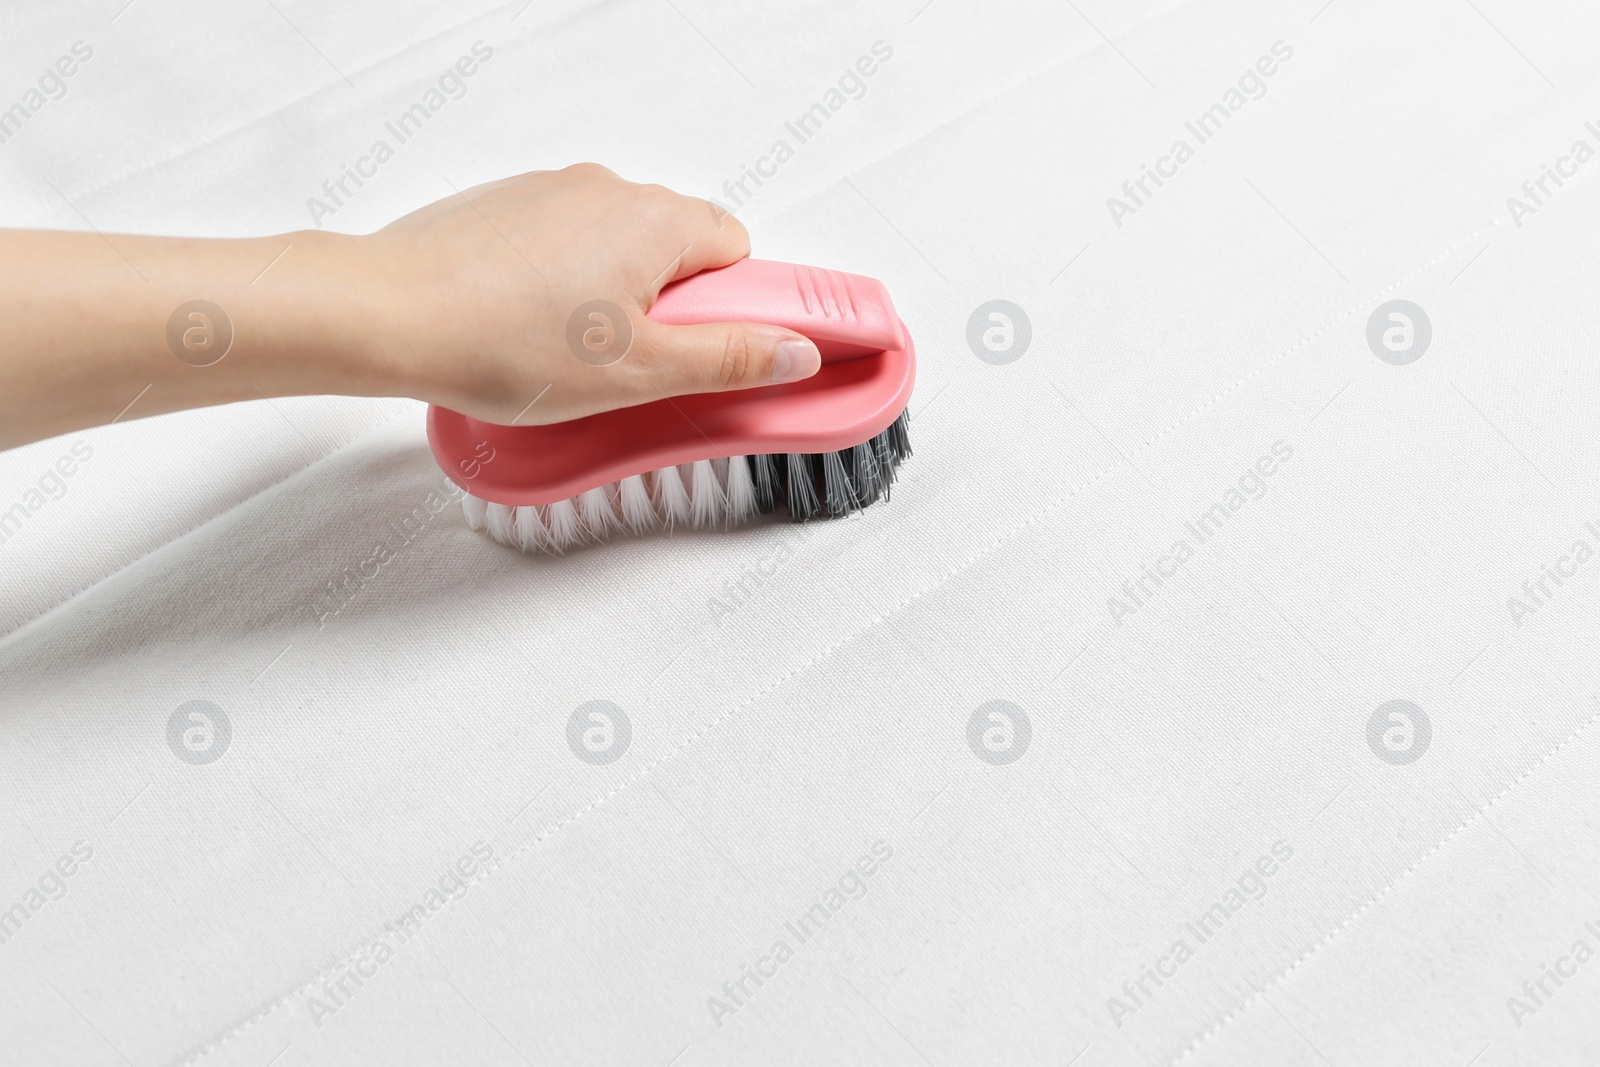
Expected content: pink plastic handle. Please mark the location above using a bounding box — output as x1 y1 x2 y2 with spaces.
649 258 908 362
427 258 915 506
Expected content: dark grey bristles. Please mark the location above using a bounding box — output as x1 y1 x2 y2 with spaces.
850 443 880 503
885 412 912 461
871 424 896 476
768 409 910 522
785 453 821 520
821 450 858 515
751 453 780 512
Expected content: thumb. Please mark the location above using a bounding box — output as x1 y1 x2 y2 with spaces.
635 320 822 395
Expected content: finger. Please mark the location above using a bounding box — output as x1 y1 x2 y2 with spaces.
630 318 820 396
649 198 752 292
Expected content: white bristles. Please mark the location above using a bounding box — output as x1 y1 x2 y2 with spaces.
513 505 549 553
545 498 583 550
464 456 766 554
484 502 517 546
725 456 757 525
619 474 657 533
652 464 692 529
689 459 726 528
578 485 620 539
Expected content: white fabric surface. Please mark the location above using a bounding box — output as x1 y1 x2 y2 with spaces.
4 0 1600 1063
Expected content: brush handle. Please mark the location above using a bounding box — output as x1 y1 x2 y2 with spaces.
430 257 915 504
648 258 907 363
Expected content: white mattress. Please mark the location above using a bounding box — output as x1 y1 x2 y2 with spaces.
5 0 1600 1063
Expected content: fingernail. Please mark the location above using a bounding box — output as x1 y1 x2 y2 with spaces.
772 338 821 383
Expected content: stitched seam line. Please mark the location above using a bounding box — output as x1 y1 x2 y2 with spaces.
1168 699 1600 1065
741 0 1201 228
175 215 1497 1067
494 233 1503 860
0 407 409 648
19 0 586 217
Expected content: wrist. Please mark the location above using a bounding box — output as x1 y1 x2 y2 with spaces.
231 229 389 400
0 226 395 448
121 229 388 408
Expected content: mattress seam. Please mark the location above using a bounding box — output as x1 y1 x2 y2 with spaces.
172 213 1499 1067
0 406 411 649
1167 698 1600 1066
14 0 593 220
741 0 1203 229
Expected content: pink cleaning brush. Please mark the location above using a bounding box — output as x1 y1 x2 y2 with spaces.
427 258 915 553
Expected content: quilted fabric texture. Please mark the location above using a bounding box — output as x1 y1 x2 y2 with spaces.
4 0 1600 1063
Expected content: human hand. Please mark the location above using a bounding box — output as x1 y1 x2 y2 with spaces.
0 164 821 450
360 163 823 426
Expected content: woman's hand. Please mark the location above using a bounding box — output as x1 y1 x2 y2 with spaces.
0 164 821 450
364 164 822 426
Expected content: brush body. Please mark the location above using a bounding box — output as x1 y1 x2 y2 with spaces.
429 259 916 553
460 412 910 553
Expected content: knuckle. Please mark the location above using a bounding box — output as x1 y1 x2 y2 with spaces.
716 329 756 389
564 161 614 180
639 184 688 221
702 201 750 251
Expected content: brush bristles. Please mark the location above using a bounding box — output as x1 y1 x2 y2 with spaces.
689 459 726 527
618 474 654 533
466 411 910 554
652 463 692 529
